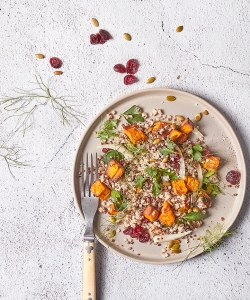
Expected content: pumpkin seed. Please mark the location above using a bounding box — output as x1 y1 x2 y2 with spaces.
91 18 99 27
149 158 156 162
109 216 116 223
203 109 209 115
176 26 183 32
108 230 116 238
195 113 202 121
173 239 180 244
162 157 168 163
35 53 44 59
166 95 176 101
188 208 193 213
171 243 180 250
146 77 155 84
124 33 131 41
152 138 161 145
172 248 181 254
168 240 174 248
162 181 171 187
54 71 63 75
176 115 185 121
193 207 200 212
171 123 177 129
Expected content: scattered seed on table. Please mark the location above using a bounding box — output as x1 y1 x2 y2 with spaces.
146 77 155 84
35 53 45 59
195 113 202 121
124 33 131 41
203 109 209 115
54 71 63 75
176 26 183 32
91 18 99 27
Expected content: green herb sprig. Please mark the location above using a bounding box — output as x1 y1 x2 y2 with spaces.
0 74 86 135
190 144 203 162
159 140 181 156
202 170 221 197
96 119 118 142
121 105 144 124
102 149 124 164
110 190 128 211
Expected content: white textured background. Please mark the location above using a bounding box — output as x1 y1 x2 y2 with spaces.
0 1 250 299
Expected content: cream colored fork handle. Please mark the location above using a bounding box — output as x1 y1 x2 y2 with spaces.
83 241 96 300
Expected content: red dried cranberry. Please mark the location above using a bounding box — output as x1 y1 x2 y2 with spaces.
123 226 133 235
99 29 112 41
102 148 110 153
202 149 211 157
169 154 180 170
133 225 145 234
126 59 139 74
226 170 241 185
139 232 150 243
124 75 136 85
49 57 62 69
141 218 150 224
90 34 100 45
114 64 126 73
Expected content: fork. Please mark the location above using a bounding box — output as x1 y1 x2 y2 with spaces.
81 153 99 300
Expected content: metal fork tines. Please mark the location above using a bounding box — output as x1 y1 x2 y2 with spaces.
81 153 99 242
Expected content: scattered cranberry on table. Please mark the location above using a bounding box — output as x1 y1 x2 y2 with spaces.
114 64 126 73
126 59 139 74
124 75 137 85
90 29 112 45
49 57 62 69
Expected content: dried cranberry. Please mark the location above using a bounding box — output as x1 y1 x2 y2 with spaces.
139 232 150 243
123 226 133 235
49 57 62 69
102 148 110 153
90 34 99 45
202 149 211 157
226 170 241 185
99 29 112 41
114 64 126 73
124 75 137 85
133 225 145 234
126 59 139 74
141 218 150 224
169 154 180 170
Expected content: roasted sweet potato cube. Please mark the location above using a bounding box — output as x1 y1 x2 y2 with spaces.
185 176 199 192
169 129 188 143
179 118 194 134
152 121 171 136
106 159 124 181
158 201 175 226
203 156 220 171
90 179 111 200
108 203 117 215
143 205 160 222
172 179 188 195
123 124 147 145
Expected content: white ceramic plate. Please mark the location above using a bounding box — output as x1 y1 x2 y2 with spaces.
72 88 246 264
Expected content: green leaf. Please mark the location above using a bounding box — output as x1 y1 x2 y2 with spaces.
183 212 206 221
152 181 161 196
122 105 144 124
136 175 149 189
96 119 118 142
193 151 202 162
204 170 215 178
123 105 141 115
110 190 127 211
103 119 118 130
126 143 147 154
102 150 124 164
159 147 172 156
193 144 203 152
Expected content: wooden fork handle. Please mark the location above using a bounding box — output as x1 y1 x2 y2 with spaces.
83 241 96 300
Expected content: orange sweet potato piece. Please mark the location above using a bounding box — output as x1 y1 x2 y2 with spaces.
143 205 160 222
152 121 171 137
108 203 117 215
172 179 188 195
158 201 175 226
179 118 194 134
90 179 111 200
185 176 199 192
169 129 188 143
106 159 124 181
123 124 147 145
203 156 220 171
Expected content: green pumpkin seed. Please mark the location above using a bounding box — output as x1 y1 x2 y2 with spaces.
176 26 183 32
108 230 116 238
172 248 181 254
166 95 176 101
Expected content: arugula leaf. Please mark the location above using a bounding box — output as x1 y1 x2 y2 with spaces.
96 119 118 142
183 212 206 221
135 175 149 189
102 150 124 164
110 190 127 211
122 105 144 124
